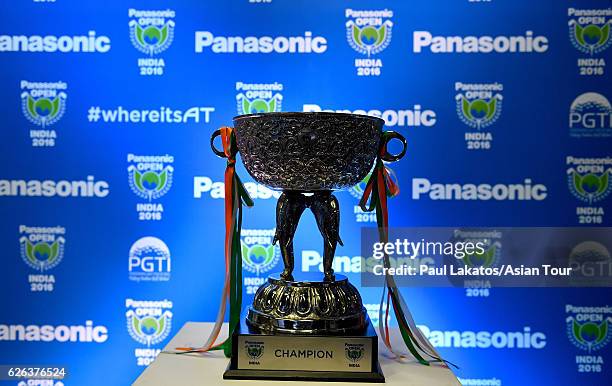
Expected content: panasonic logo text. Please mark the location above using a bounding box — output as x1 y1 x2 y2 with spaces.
418 325 546 349
0 320 108 343
0 31 110 53
412 178 547 201
195 31 327 53
193 176 281 200
413 31 548 53
303 104 436 127
0 176 110 198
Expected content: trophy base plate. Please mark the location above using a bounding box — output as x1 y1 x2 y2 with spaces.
223 316 385 382
223 363 385 383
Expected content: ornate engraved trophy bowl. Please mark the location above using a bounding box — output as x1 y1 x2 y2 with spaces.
232 112 385 191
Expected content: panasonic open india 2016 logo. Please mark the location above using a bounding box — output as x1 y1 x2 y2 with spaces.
128 154 174 221
463 243 499 269
566 305 611 353
566 304 612 373
245 341 265 360
19 225 65 272
129 9 175 55
454 231 502 270
345 343 365 363
241 229 281 295
128 154 174 201
567 8 611 76
129 9 175 76
126 299 173 347
346 9 392 57
566 156 612 204
566 156 611 224
569 168 611 204
236 82 283 115
348 173 371 201
450 230 502 297
345 9 392 76
348 171 384 223
241 229 280 275
21 81 66 128
455 82 502 150
456 82 503 130
568 8 612 55
20 80 67 147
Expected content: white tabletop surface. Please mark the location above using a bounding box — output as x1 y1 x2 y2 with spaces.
133 322 460 386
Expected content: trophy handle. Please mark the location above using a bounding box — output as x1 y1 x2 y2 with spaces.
380 130 407 162
210 128 228 158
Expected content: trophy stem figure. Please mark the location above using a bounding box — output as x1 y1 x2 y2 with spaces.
274 191 306 281
273 190 343 282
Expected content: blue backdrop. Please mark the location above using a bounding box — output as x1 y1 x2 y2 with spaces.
0 1 610 385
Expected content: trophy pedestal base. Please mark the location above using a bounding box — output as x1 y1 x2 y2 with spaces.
247 273 368 335
223 317 385 383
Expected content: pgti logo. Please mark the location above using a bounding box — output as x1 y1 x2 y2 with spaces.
129 9 175 55
127 153 174 201
569 92 612 138
345 9 393 57
20 80 67 128
236 82 283 115
126 298 173 347
128 236 171 282
568 8 612 55
19 225 66 272
455 82 503 130
566 156 612 204
241 229 280 275
569 241 611 266
566 304 612 353
568 241 612 287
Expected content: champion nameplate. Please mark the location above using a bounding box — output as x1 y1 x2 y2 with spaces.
237 335 372 372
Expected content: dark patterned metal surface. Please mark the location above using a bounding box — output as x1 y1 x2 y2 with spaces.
246 273 367 335
233 112 384 191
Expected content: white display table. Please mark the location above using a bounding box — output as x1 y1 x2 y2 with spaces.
133 322 460 386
